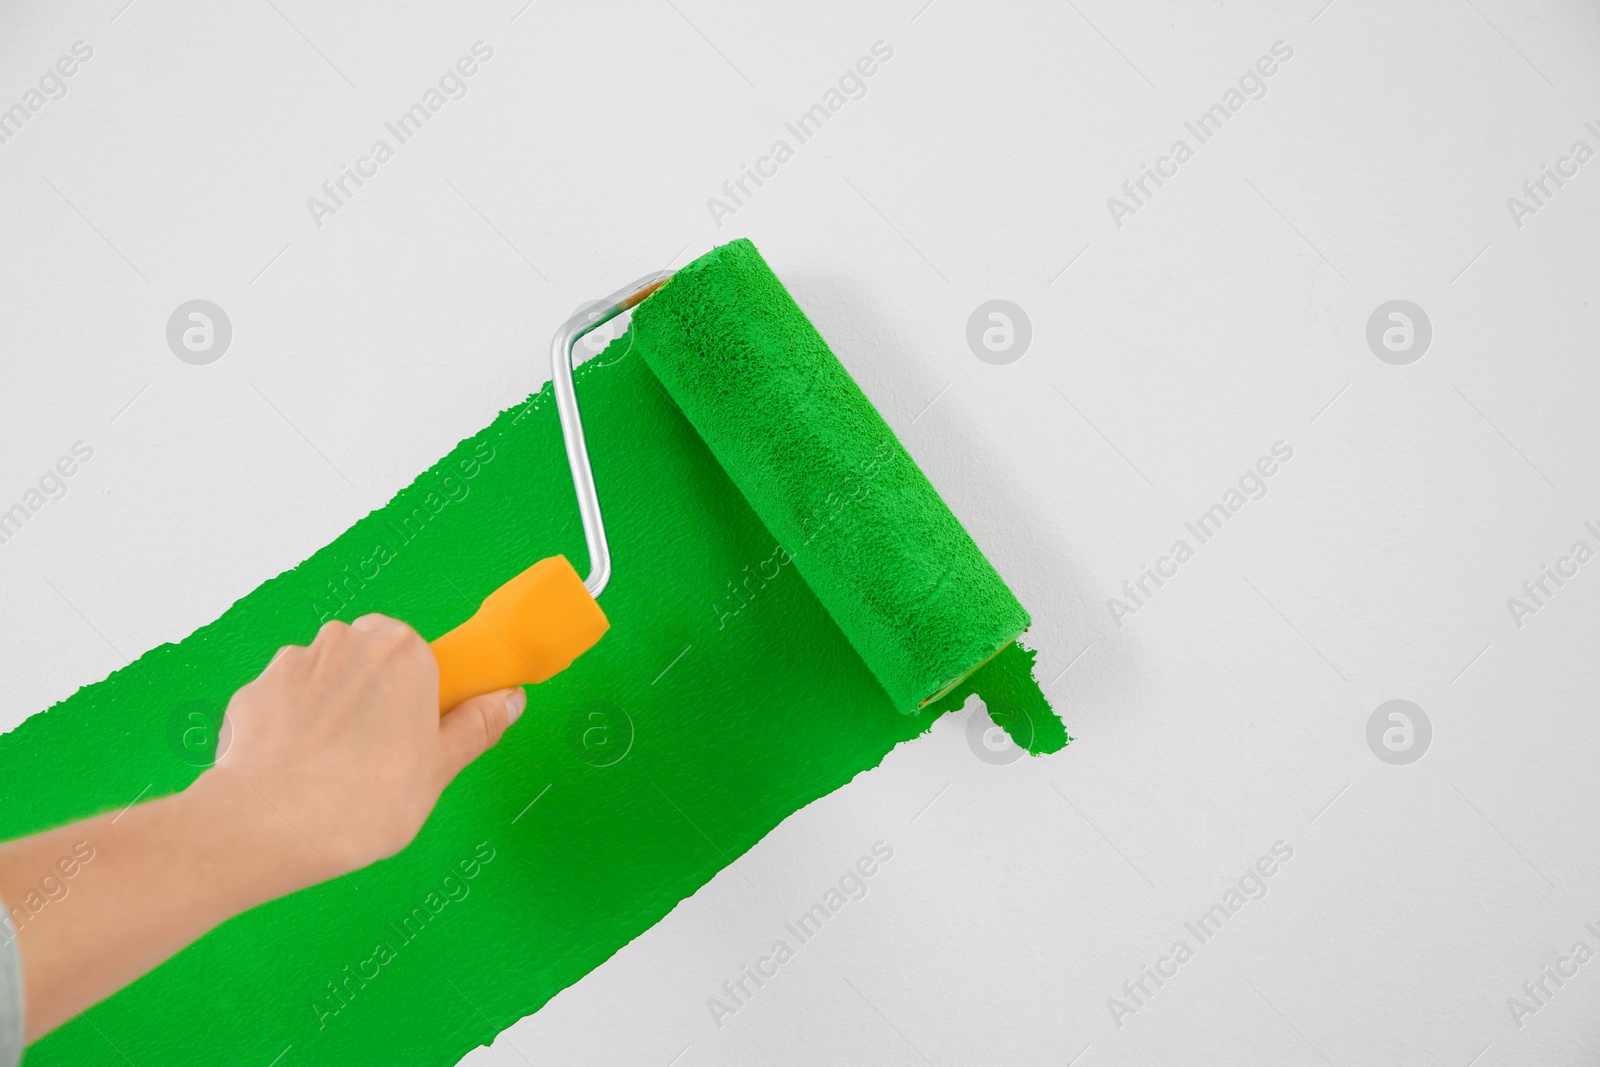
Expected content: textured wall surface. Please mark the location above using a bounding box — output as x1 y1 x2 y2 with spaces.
1 0 1598 1064
0 331 1057 1066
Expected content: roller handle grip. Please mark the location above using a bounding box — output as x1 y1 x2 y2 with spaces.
428 555 610 712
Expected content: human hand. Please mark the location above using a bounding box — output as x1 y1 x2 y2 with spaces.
1 613 525 1042
196 613 524 890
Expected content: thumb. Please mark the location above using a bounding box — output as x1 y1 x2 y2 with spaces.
439 686 526 782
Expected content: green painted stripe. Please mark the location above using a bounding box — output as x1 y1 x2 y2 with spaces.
6 328 1064 1066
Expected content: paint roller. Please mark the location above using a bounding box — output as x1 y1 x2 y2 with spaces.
429 239 1029 714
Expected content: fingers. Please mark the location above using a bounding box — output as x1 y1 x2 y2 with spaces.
265 645 297 672
351 615 432 665
327 614 434 676
264 619 359 677
305 619 351 671
252 642 306 686
438 687 526 782
318 614 416 647
351 613 410 636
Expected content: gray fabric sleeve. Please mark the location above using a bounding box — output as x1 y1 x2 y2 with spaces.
0 900 22 1067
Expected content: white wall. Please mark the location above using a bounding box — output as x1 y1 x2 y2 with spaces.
2 0 1598 1063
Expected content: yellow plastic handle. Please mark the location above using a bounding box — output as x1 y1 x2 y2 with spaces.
429 555 609 712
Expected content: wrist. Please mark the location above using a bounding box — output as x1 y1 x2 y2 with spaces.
180 770 329 908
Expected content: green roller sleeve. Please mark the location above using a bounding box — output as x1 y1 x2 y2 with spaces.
631 239 1031 713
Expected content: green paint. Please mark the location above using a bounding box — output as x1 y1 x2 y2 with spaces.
935 642 1069 757
4 286 1065 1065
635 240 1031 713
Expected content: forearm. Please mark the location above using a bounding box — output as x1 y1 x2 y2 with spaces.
0 616 517 1046
0 773 317 1042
